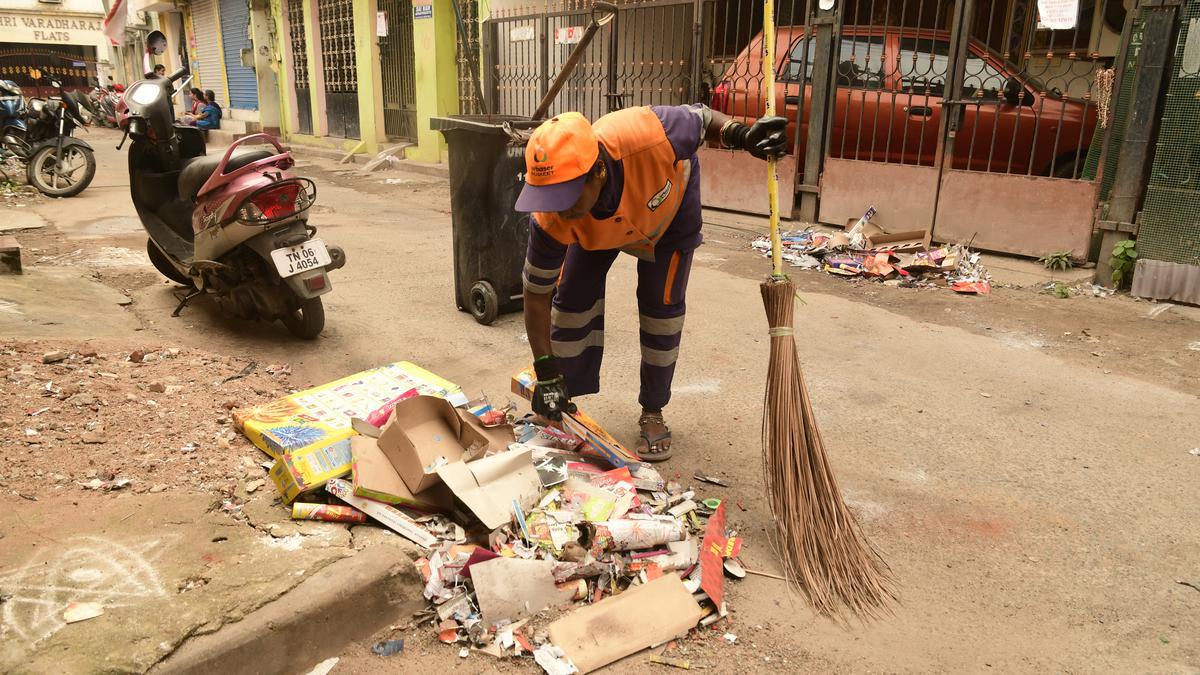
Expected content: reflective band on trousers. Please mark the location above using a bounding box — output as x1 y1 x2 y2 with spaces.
641 345 679 367
552 299 606 330
523 276 557 294
639 313 685 336
552 330 605 358
524 260 561 279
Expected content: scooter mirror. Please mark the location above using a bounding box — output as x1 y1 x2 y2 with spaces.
147 31 168 56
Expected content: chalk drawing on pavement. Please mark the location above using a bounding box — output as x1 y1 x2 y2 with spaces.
0 535 173 645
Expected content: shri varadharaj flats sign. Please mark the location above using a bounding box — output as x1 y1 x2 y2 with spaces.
0 12 106 45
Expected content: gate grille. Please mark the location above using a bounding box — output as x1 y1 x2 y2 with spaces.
1137 0 1200 266
455 0 482 114
286 0 313 135
379 0 417 139
318 0 360 138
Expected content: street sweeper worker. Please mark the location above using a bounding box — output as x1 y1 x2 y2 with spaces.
517 104 787 461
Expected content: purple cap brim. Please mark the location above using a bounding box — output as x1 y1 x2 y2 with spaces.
515 174 588 213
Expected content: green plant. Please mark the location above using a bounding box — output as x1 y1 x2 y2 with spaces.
1039 251 1074 271
1051 282 1071 299
1110 240 1138 288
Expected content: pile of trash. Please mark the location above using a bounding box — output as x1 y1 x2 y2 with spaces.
751 207 992 294
234 361 745 673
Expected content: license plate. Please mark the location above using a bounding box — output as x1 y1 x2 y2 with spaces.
271 238 331 278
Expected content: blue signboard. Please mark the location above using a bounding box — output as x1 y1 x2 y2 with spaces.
413 4 432 19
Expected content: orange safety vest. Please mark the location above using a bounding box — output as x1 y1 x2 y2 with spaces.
535 106 692 258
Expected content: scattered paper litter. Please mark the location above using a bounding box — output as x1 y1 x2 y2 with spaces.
303 657 339 675
63 602 104 624
534 644 579 675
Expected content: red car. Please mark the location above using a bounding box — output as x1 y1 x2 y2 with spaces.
710 27 1098 178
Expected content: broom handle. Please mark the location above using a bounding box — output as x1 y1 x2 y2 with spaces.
763 0 782 278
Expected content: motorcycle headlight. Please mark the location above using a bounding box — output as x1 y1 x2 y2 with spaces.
129 84 161 105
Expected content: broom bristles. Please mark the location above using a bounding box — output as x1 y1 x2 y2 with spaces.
760 276 896 619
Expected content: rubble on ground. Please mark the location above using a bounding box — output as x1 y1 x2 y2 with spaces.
228 361 753 672
0 339 287 501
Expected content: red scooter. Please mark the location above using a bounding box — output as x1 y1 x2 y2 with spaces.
119 32 345 338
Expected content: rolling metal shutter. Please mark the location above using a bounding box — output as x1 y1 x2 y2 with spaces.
219 0 259 110
190 0 228 109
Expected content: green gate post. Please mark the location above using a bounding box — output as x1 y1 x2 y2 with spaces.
354 0 386 153
408 0 459 163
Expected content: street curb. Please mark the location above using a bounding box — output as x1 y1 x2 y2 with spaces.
150 546 423 675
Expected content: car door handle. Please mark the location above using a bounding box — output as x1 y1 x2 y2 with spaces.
784 95 800 105
906 106 934 117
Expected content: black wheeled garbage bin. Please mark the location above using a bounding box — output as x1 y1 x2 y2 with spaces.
432 116 540 325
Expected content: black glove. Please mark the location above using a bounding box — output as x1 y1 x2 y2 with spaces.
721 115 789 160
531 356 576 421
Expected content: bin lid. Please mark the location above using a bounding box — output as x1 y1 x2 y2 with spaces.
431 115 541 134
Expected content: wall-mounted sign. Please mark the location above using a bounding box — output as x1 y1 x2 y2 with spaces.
510 25 534 42
0 11 105 46
377 10 387 37
413 4 432 20
555 25 583 44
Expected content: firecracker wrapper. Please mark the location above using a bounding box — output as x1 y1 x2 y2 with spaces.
590 516 687 552
292 502 368 523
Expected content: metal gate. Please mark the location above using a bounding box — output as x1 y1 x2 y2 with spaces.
484 0 1117 258
379 0 417 140
455 0 482 114
486 0 695 120
318 0 359 138
286 0 313 135
809 0 1110 257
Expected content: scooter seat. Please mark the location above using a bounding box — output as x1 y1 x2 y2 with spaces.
178 148 274 201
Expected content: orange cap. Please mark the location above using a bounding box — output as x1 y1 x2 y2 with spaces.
515 112 599 213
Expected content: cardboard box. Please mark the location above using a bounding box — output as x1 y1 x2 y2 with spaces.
377 395 491 494
269 438 353 504
548 574 703 673
237 361 465 461
350 435 453 511
435 444 541 530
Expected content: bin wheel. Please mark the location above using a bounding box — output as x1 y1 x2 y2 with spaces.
469 280 500 325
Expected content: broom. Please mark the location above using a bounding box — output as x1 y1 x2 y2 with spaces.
758 0 895 619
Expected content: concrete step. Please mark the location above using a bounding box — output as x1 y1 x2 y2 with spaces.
0 235 21 274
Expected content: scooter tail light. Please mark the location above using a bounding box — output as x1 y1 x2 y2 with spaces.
250 182 300 220
235 178 316 224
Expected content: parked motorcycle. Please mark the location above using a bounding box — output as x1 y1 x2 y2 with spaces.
119 31 346 339
89 85 120 128
0 70 96 197
0 79 25 169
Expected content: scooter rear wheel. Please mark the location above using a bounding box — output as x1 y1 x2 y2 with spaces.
146 239 193 286
282 296 325 339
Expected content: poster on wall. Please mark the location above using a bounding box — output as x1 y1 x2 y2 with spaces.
377 11 387 37
1036 0 1078 30
555 26 583 44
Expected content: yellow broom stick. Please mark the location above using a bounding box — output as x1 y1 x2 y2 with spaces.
764 0 783 278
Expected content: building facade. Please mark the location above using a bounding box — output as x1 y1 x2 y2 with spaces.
0 0 155 93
